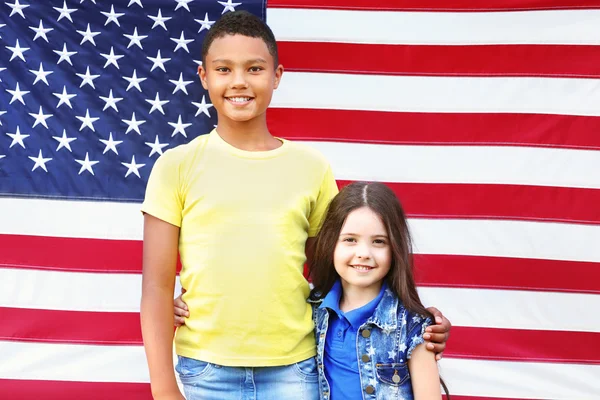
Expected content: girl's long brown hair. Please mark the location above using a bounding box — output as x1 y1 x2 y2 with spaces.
310 182 450 397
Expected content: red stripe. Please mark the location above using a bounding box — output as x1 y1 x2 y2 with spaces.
269 0 600 11
445 327 600 365
269 109 600 150
0 379 151 400
279 43 600 78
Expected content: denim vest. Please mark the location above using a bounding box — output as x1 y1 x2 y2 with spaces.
310 288 431 400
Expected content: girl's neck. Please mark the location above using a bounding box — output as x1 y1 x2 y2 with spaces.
339 281 383 313
216 116 281 151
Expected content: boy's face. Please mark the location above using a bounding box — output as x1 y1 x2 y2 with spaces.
199 34 283 126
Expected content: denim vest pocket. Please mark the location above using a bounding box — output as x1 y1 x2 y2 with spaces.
375 363 410 386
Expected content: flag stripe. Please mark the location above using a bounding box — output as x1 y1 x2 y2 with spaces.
0 380 151 400
279 42 600 77
268 8 600 45
268 109 600 150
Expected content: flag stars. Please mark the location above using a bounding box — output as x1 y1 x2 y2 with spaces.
171 31 194 53
122 155 145 178
191 95 213 117
6 126 30 148
148 9 172 30
75 109 100 132
218 0 241 14
6 39 30 62
53 0 77 23
169 115 192 137
52 129 77 152
101 4 125 27
6 82 30 105
145 92 169 115
76 66 100 89
127 0 143 7
101 46 125 69
0 23 5 39
6 0 29 18
0 67 5 82
122 112 146 135
75 152 99 175
174 0 193 12
29 150 53 172
29 20 54 42
29 106 53 129
147 50 171 72
145 135 169 156
29 62 54 86
99 132 123 154
53 85 77 109
170 73 193 95
124 27 148 49
195 13 215 32
54 43 77 66
77 23 101 46
0 110 6 125
123 69 147 92
99 89 124 112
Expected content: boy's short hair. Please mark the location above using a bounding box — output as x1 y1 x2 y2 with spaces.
201 10 279 67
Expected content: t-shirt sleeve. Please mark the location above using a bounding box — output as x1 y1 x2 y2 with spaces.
308 165 339 237
406 312 433 360
141 151 184 227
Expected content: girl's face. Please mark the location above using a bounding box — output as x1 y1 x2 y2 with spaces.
333 206 392 296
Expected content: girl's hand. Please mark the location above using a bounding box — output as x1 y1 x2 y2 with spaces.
174 289 189 327
424 306 452 361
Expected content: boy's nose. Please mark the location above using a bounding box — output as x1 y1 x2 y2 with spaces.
230 71 248 88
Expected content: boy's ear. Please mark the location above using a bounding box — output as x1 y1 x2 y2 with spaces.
199 65 208 90
273 64 284 90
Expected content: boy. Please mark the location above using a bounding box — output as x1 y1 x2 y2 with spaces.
141 11 450 400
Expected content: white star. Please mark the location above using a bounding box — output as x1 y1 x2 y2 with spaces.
148 9 172 30
6 126 30 148
53 0 77 23
169 73 193 95
127 0 143 7
121 155 146 178
147 50 171 72
0 110 6 125
399 343 407 353
99 132 123 155
75 109 100 132
53 86 77 109
76 66 100 89
171 31 194 53
101 4 125 26
29 62 54 86
6 82 30 105
29 20 53 42
52 129 77 152
145 135 169 156
6 0 29 18
387 349 397 360
368 347 376 356
6 39 30 62
122 112 146 135
99 89 124 112
53 43 77 66
145 92 169 115
77 23 100 46
218 0 241 14
124 27 147 49
0 23 5 39
28 106 53 129
194 13 214 32
123 69 147 92
191 95 213 117
174 0 193 11
28 149 53 172
100 46 124 69
0 155 4 162
79 0 97 3
75 152 99 175
0 67 5 82
168 115 192 137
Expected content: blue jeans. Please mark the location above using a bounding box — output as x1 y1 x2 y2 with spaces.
175 355 319 400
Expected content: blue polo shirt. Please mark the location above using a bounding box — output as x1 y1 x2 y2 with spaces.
320 280 387 399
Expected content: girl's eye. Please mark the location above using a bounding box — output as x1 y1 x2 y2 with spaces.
342 237 356 243
374 239 387 245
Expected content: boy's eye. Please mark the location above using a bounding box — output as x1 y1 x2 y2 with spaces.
249 66 263 72
216 67 229 72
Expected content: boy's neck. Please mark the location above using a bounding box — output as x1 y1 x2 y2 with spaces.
339 282 382 313
216 117 282 152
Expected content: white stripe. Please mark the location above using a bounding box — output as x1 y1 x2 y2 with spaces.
440 358 600 399
272 72 600 116
304 141 600 189
419 287 600 333
268 8 600 45
2 267 598 332
2 198 600 262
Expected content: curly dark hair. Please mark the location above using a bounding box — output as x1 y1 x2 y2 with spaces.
201 10 279 67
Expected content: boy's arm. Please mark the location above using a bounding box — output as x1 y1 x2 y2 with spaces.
408 342 442 399
141 213 184 400
424 307 452 360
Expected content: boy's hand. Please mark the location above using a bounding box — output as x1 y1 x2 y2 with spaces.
174 289 188 327
424 306 451 361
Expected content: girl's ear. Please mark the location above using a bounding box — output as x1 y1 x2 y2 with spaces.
199 66 208 90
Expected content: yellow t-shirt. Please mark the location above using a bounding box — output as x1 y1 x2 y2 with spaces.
141 129 338 366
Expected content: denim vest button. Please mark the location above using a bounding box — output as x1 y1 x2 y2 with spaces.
361 329 371 338
365 385 375 394
361 354 370 362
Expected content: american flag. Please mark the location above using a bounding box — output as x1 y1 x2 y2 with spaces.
1 0 599 399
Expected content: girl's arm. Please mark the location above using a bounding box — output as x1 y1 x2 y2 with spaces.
408 342 442 399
